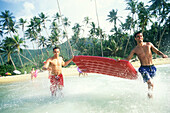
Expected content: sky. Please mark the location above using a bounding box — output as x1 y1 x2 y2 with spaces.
0 0 150 49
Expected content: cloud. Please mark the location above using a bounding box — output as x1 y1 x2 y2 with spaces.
16 2 35 20
23 2 35 11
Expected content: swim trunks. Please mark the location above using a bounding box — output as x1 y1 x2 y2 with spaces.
77 67 82 73
138 65 157 83
33 70 38 78
50 74 64 86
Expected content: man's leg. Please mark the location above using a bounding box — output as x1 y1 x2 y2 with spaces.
147 79 154 98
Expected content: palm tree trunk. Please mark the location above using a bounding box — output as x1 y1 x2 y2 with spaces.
65 41 70 59
124 37 130 57
26 48 36 63
10 55 16 70
0 55 4 65
56 0 74 57
46 49 49 57
40 47 44 61
18 53 23 67
124 14 133 57
124 29 132 57
94 0 103 57
156 24 166 58
19 53 37 66
158 23 167 50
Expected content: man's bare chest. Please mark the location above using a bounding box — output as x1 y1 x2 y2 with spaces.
135 45 151 55
50 59 62 66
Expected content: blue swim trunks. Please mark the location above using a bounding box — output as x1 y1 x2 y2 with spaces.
138 65 157 83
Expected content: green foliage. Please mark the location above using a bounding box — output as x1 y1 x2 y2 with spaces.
0 0 169 76
0 65 14 76
107 56 123 60
0 64 34 76
17 65 33 74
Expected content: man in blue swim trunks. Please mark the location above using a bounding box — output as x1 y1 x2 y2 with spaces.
125 31 168 98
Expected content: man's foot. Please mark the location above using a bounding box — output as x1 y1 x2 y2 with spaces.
148 89 153 98
148 93 153 98
147 80 154 98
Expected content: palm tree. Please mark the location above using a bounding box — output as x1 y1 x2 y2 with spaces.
62 17 71 58
149 0 170 51
53 12 61 24
12 35 26 67
39 36 49 57
83 16 91 25
122 16 133 57
125 0 137 32
71 23 82 50
82 16 91 37
107 9 122 34
137 2 153 33
63 17 71 27
48 30 60 47
124 0 138 56
72 23 81 35
0 55 4 65
18 18 36 63
0 37 17 69
106 36 119 56
27 17 42 64
0 25 3 36
18 18 27 40
56 0 73 57
107 9 123 56
93 0 103 57
39 12 50 39
25 23 38 63
0 10 17 42
89 22 97 55
106 29 125 56
33 16 44 60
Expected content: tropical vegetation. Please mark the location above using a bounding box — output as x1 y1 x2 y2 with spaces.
0 0 169 76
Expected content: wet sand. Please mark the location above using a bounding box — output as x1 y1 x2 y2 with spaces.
0 58 170 84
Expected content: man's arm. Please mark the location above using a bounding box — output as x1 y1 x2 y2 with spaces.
62 56 74 67
42 58 50 70
125 49 135 61
116 49 135 62
150 43 168 58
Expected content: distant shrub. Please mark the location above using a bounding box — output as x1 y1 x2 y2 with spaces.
0 64 35 76
17 65 33 74
0 65 14 76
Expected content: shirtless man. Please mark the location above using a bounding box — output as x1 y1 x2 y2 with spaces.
126 31 168 98
42 47 74 96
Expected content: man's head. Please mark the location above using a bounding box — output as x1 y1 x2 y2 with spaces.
53 46 60 56
134 31 143 43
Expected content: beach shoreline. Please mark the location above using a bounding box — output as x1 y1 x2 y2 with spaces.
0 58 170 84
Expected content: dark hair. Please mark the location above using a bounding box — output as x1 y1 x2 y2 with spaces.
53 46 60 51
134 31 142 38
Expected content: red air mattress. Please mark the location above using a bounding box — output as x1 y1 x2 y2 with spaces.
73 55 138 80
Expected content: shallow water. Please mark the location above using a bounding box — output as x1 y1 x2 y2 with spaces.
0 64 170 113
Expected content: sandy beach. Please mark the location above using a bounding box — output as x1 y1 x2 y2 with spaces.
131 57 170 67
0 58 170 84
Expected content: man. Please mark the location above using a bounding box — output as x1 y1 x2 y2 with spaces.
125 31 168 98
42 46 74 96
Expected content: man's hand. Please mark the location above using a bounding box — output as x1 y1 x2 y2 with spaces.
162 54 168 58
42 67 47 70
48 67 52 71
116 58 120 62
